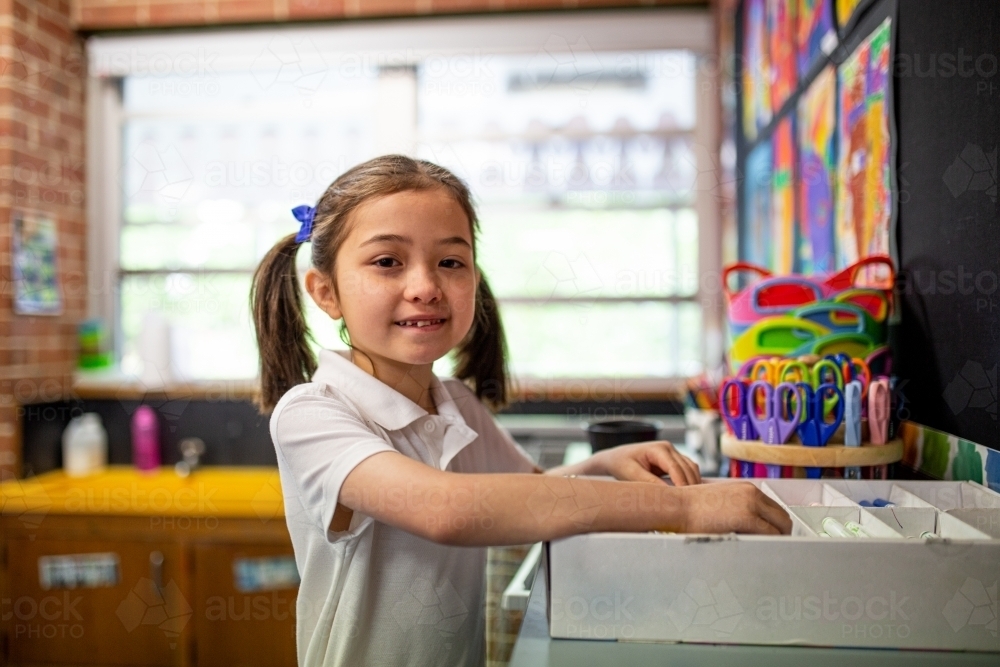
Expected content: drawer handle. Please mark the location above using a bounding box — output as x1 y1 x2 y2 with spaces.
149 550 164 591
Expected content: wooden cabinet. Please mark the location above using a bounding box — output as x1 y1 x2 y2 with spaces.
4 538 186 666
0 515 296 667
191 544 297 667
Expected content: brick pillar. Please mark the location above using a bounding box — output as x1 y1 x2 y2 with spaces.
0 0 86 478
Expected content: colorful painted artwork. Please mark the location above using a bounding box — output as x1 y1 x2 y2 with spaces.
796 66 837 274
836 0 865 28
901 421 997 490
797 0 836 76
742 139 773 269
768 0 797 112
742 0 771 140
12 209 62 315
836 17 892 271
772 116 796 274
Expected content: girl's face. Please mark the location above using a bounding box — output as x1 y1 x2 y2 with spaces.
309 188 478 369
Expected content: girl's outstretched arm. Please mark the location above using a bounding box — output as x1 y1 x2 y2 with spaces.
338 451 791 546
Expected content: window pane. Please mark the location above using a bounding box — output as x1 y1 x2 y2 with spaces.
115 46 703 381
121 274 258 379
477 207 698 299
121 65 379 273
500 301 703 377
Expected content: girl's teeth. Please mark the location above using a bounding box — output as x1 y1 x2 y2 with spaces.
399 320 442 327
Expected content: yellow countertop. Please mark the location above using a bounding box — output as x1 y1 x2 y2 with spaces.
0 466 284 519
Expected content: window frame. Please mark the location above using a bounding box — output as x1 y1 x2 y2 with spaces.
85 8 721 394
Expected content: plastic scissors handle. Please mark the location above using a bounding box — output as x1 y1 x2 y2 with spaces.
778 360 812 384
824 254 895 292
868 378 890 445
851 357 871 393
814 383 844 445
722 262 772 302
748 381 802 444
795 383 843 446
844 380 863 447
844 380 864 479
720 379 756 440
811 358 843 390
749 358 781 385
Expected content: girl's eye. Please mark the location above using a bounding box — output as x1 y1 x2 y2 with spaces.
440 258 464 269
374 257 399 268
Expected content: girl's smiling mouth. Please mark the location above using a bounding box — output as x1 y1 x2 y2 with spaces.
395 317 448 329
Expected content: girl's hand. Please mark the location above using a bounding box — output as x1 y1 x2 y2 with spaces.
588 441 702 486
679 482 792 535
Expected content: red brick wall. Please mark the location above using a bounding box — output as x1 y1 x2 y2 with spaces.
0 0 87 478
73 0 704 30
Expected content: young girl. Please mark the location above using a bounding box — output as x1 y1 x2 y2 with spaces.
252 155 790 666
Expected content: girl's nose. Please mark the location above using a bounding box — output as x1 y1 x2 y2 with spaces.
403 265 443 303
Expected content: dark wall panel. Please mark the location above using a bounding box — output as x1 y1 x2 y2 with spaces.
894 0 1000 447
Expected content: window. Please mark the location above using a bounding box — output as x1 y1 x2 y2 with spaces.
87 10 718 385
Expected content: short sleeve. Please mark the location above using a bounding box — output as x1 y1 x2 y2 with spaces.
270 386 396 540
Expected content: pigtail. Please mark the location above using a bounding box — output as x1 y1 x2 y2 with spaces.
453 272 508 411
251 233 316 412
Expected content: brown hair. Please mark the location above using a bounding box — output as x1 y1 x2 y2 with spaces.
251 154 509 413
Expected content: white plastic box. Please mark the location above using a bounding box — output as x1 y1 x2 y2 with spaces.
546 479 1000 652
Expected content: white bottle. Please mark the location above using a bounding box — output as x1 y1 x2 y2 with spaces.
62 413 108 477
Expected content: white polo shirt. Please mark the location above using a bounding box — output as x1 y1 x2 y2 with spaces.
270 349 536 667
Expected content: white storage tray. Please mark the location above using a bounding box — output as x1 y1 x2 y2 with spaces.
547 478 1000 652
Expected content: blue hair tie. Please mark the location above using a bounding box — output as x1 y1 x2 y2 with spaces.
292 205 315 243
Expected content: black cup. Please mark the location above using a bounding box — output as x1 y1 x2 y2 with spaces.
586 420 660 452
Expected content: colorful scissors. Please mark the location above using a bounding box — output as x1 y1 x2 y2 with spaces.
748 358 783 385
720 379 757 441
811 358 844 389
720 379 756 478
747 381 802 478
777 360 812 384
794 382 844 479
868 378 891 480
844 380 863 480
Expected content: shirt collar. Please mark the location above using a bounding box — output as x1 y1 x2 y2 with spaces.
311 349 473 435
311 349 479 470
310 349 424 430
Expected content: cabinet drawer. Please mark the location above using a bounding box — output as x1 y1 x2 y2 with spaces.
192 543 297 667
3 539 186 666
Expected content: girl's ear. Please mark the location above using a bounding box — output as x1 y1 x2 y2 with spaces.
304 268 343 320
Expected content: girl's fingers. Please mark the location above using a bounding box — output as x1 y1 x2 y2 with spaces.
655 445 697 486
626 460 666 485
749 515 782 535
682 454 702 484
660 444 700 486
649 447 690 486
756 495 793 534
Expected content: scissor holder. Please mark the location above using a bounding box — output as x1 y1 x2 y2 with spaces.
720 432 903 469
546 478 1000 652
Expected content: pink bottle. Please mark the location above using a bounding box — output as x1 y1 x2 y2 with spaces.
131 405 161 472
